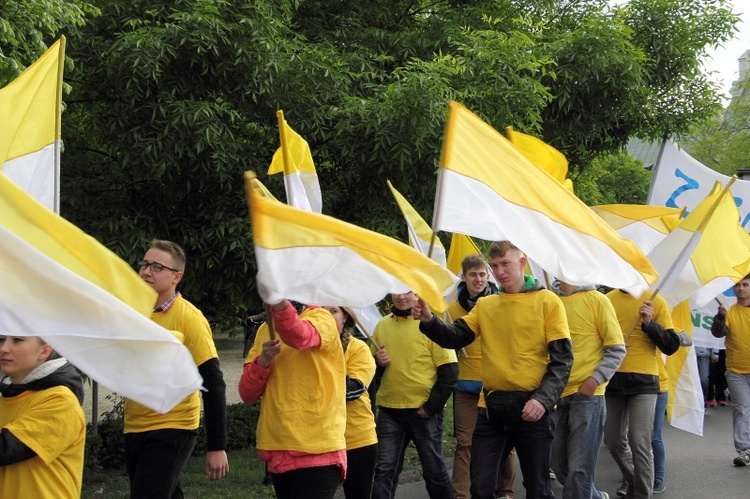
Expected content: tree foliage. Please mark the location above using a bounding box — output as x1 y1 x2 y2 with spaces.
684 76 750 175
0 0 97 86
2 0 740 326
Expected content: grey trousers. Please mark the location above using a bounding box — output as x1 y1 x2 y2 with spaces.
603 393 657 499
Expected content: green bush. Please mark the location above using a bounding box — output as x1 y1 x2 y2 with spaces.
85 400 260 471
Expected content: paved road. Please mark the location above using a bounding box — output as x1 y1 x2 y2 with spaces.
359 404 748 498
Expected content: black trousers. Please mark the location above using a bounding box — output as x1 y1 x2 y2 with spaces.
125 428 198 499
271 464 341 499
343 443 378 498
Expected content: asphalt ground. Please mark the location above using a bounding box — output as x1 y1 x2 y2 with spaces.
351 403 748 498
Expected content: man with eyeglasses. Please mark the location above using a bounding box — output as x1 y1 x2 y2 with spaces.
124 239 229 498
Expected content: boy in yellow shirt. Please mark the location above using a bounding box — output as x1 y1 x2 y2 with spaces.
552 281 625 499
125 239 228 497
414 241 572 499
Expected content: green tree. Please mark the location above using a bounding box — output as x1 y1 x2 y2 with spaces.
0 0 97 85
684 76 750 175
575 152 651 206
56 0 738 325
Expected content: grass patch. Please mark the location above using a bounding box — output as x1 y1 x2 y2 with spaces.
82 448 275 499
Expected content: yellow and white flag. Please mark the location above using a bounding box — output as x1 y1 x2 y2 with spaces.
387 180 446 267
647 180 750 309
666 300 705 436
246 173 458 313
446 233 482 276
0 37 65 212
267 110 322 213
0 173 202 413
434 101 657 296
592 204 683 255
506 126 574 192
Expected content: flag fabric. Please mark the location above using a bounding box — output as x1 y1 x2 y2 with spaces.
446 233 482 276
505 126 574 192
434 101 657 296
0 37 65 212
246 172 458 313
267 110 322 213
666 300 705 436
591 204 683 255
387 180 446 267
647 180 750 309
0 174 202 413
648 138 750 231
348 304 383 339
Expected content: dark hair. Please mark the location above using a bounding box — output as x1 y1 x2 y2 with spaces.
341 308 356 330
461 254 487 274
149 239 186 271
488 240 522 259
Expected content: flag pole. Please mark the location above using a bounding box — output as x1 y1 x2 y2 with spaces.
264 304 277 341
645 135 669 205
429 103 458 258
53 36 65 215
343 307 380 349
624 177 738 340
275 110 294 204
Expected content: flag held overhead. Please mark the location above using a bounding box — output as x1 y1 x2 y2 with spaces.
246 172 458 313
0 36 65 211
434 101 657 296
387 180 447 267
0 173 202 413
267 110 322 213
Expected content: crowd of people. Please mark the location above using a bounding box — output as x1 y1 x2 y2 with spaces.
2 239 749 499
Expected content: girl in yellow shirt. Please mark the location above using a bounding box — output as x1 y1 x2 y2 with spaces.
0 335 86 499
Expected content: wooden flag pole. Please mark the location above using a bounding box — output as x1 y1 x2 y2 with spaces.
343 306 380 350
264 304 276 341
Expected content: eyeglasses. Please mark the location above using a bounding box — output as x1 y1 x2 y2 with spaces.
137 260 181 273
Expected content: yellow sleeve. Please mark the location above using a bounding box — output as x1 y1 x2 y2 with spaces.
347 339 376 386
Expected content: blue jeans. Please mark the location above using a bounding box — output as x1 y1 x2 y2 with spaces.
652 391 668 484
551 394 607 499
372 407 454 499
471 407 554 499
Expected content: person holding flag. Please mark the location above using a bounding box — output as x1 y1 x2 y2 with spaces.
711 276 750 467
124 240 229 497
447 254 515 499
412 241 573 499
370 291 458 499
0 336 85 498
238 300 347 499
603 291 687 498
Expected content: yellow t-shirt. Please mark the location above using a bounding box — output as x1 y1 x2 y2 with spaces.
125 294 219 433
448 300 482 382
247 307 347 454
371 314 458 409
461 290 570 395
607 290 673 376
344 337 377 450
725 304 750 374
0 387 85 499
559 290 624 397
657 355 669 391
